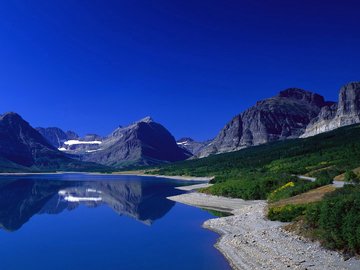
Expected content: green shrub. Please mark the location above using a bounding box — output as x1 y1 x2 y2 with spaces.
315 171 333 185
267 181 295 202
304 203 321 227
267 175 332 203
268 204 307 222
152 124 360 200
304 185 360 254
204 179 266 200
202 173 297 200
344 170 360 183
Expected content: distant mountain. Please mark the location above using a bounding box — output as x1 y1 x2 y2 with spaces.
36 127 79 148
83 117 191 168
5 82 358 169
0 112 107 172
301 82 360 137
59 137 103 154
58 134 103 154
83 134 103 141
176 137 208 156
37 127 105 154
198 88 332 157
36 117 190 168
198 82 360 157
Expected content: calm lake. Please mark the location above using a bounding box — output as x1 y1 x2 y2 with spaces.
0 174 231 270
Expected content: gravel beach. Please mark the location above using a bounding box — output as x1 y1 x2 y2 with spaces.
168 192 360 270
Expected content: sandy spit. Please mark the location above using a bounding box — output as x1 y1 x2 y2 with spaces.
175 183 213 191
168 192 360 270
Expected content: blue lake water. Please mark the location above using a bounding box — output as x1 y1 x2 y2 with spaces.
0 174 231 270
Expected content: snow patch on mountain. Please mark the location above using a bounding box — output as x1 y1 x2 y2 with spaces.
64 140 102 146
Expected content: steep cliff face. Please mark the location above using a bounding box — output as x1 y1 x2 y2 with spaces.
0 113 63 168
301 82 360 138
198 88 329 157
0 112 107 172
36 127 79 148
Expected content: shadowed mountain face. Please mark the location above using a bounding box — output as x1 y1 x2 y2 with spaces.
0 176 184 231
198 82 360 157
198 88 330 157
38 117 191 168
301 82 360 137
0 112 62 168
36 127 79 148
37 127 104 154
83 117 191 167
0 112 108 172
176 138 208 156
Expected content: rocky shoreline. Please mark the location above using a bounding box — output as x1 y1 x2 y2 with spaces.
168 192 360 270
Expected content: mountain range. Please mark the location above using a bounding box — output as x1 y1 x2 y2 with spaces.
176 137 208 156
197 82 360 157
36 127 79 148
0 112 106 172
0 81 359 172
35 117 191 169
301 82 360 137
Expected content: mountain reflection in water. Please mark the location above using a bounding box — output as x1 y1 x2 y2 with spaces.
0 175 186 231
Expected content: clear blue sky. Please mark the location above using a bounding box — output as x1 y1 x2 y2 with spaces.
0 0 359 141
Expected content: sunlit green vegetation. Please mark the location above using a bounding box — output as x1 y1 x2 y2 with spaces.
152 124 360 200
344 170 360 183
304 185 360 254
268 204 308 222
150 124 360 254
268 185 360 254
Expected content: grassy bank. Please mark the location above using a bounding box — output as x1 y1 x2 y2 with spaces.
152 124 360 200
268 185 360 255
149 124 360 255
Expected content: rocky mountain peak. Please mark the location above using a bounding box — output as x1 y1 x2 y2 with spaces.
198 87 332 157
0 113 71 168
341 81 360 90
138 116 153 123
301 82 360 138
278 88 326 107
110 117 154 138
177 137 194 143
65 130 80 140
176 137 207 156
338 82 360 115
83 117 191 167
36 127 79 148
83 134 103 141
0 112 25 123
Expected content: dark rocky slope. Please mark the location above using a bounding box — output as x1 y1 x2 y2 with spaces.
37 127 104 154
83 117 191 167
301 82 360 137
198 88 333 157
0 112 106 172
176 137 208 156
36 127 79 148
